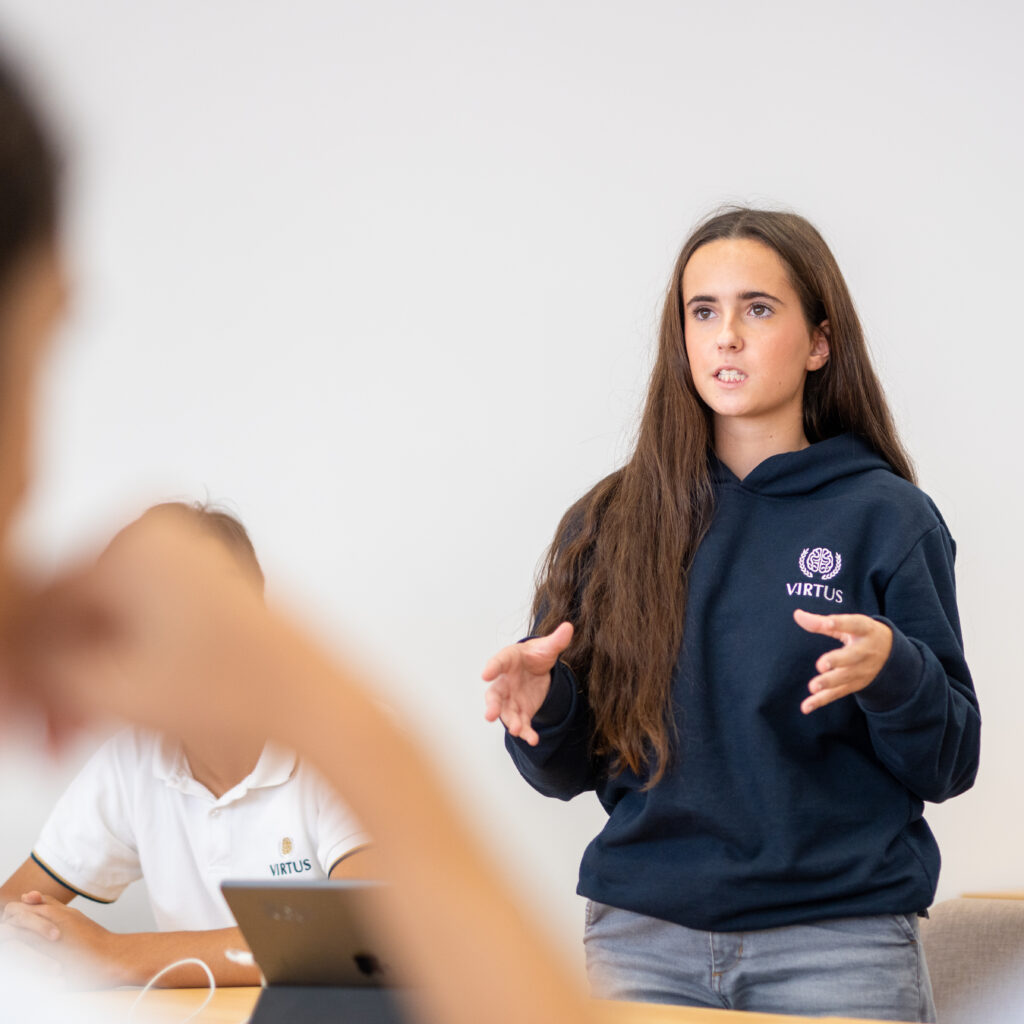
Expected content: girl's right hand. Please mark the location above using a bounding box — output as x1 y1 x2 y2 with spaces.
481 622 574 747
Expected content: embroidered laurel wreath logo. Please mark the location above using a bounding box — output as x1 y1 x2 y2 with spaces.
280 837 293 856
799 547 842 580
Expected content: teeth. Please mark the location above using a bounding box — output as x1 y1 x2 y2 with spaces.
716 369 746 382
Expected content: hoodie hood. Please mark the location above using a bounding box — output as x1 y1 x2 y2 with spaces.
712 432 896 498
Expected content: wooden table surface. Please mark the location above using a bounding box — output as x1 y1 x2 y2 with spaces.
960 889 1024 900
76 986 907 1023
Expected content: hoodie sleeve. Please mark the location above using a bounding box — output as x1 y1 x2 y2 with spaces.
855 523 980 803
504 657 599 801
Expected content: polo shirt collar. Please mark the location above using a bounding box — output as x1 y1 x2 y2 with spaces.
247 742 299 788
151 733 185 783
151 735 298 801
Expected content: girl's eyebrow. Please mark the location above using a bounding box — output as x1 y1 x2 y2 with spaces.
685 290 785 306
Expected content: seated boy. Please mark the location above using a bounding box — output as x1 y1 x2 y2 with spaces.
0 503 376 987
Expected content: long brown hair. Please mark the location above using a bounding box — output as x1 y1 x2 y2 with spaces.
532 206 914 786
0 51 59 291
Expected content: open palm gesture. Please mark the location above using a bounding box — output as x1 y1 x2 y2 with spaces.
481 622 574 746
793 609 893 714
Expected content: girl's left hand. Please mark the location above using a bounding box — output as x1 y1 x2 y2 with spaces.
792 609 893 714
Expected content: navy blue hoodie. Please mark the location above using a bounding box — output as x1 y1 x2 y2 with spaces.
506 433 980 932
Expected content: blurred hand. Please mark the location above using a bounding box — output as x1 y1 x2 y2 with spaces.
2 893 60 942
0 922 63 983
16 511 272 742
0 568 87 750
481 622 573 746
2 892 118 986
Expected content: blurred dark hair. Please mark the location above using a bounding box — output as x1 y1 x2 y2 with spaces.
145 502 266 591
0 50 60 290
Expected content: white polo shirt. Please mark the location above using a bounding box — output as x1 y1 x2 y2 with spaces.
32 728 369 931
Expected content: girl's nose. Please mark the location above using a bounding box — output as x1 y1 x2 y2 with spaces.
717 318 743 352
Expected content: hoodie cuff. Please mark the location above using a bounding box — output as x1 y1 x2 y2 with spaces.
855 617 924 714
531 660 578 730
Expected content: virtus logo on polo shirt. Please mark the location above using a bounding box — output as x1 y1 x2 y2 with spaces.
270 835 312 876
787 547 844 603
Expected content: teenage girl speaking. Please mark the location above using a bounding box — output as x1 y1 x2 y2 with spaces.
482 207 980 1023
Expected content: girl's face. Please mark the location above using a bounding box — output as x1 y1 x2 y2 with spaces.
681 238 829 440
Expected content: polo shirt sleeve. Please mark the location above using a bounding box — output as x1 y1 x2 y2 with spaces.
309 769 372 876
32 731 142 903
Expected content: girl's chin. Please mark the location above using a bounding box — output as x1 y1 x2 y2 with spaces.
704 397 757 419
703 391 799 423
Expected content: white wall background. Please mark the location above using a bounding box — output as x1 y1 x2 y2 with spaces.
0 0 1020 967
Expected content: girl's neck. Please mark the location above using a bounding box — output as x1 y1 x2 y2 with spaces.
713 414 809 481
182 737 265 799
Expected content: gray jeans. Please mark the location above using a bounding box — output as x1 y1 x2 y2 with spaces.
583 900 936 1022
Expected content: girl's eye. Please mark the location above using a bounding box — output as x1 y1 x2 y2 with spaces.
692 307 714 321
750 303 772 317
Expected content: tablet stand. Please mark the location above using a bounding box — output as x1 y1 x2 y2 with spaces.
248 984 410 1024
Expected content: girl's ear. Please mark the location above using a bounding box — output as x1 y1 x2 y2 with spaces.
807 319 830 372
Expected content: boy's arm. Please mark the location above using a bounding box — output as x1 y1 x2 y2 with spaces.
2 892 260 986
0 856 75 913
6 846 387 986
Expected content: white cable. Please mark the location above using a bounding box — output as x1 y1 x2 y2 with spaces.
225 947 266 986
127 957 215 1023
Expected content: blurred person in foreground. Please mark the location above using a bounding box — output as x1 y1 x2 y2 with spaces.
0 43 586 1024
